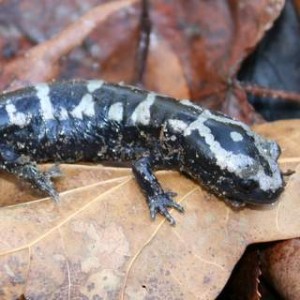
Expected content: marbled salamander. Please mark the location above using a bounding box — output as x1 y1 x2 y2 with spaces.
0 80 283 224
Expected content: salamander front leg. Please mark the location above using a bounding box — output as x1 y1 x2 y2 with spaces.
14 163 60 201
0 144 60 201
132 157 184 225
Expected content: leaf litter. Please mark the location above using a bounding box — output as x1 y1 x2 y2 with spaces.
0 0 299 299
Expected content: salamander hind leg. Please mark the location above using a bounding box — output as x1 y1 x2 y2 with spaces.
132 156 184 225
0 144 60 201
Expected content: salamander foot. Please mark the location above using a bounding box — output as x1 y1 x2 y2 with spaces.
148 192 184 225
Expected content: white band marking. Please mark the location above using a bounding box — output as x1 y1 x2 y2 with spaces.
5 103 28 127
168 119 188 132
58 107 69 120
131 93 156 125
71 94 95 119
108 102 123 122
35 83 55 120
87 80 104 93
180 99 203 112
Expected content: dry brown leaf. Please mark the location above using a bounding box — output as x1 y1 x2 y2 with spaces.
0 120 299 299
144 0 285 122
294 0 300 15
0 0 288 123
0 164 131 207
144 33 190 99
0 0 139 91
260 238 300 299
217 246 261 300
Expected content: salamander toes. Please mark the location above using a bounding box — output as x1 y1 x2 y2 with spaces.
45 164 63 179
165 192 184 212
13 163 60 202
148 192 184 225
46 186 60 203
33 173 60 202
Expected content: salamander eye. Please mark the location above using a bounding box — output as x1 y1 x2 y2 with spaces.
240 179 258 191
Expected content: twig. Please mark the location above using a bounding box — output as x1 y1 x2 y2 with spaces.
235 80 300 103
134 0 151 85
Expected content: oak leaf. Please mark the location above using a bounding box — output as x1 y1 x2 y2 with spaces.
0 120 299 299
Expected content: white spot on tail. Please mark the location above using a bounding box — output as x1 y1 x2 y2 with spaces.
108 102 123 122
35 83 55 120
131 93 156 125
230 131 243 142
87 80 104 93
71 94 95 119
5 103 28 127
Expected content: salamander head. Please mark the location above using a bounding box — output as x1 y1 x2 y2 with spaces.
171 110 284 205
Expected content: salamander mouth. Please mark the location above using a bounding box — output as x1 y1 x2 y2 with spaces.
191 171 283 206
211 174 284 206
239 185 284 205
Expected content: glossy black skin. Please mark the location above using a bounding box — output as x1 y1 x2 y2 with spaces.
182 120 283 205
0 81 283 224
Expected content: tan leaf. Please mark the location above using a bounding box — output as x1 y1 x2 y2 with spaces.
0 119 299 299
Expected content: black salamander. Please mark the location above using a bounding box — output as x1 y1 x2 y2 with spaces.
0 80 284 224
